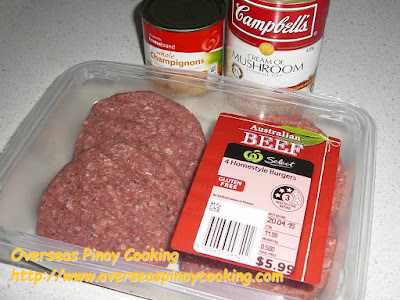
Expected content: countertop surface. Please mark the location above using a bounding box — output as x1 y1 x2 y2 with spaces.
1 0 399 299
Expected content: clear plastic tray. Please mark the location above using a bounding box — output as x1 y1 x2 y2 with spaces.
0 61 376 299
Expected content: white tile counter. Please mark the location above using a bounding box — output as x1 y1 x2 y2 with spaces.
0 0 399 299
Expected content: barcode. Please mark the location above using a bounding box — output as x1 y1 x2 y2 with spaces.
208 62 218 75
202 216 256 258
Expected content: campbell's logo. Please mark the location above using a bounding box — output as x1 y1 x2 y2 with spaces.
230 0 318 42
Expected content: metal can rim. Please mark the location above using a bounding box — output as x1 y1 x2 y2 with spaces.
141 0 225 33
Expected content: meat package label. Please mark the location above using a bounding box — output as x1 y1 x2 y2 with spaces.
172 113 341 284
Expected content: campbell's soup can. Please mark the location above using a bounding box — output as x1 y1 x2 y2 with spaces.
226 0 330 91
141 0 225 75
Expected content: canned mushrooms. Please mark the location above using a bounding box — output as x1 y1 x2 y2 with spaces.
141 0 225 75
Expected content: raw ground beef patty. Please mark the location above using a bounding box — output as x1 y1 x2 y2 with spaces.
179 114 346 299
38 91 206 266
74 91 206 187
38 143 187 266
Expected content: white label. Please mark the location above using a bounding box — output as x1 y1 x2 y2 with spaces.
194 199 265 263
144 43 222 73
225 29 323 89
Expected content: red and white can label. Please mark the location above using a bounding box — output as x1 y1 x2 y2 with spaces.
226 0 330 90
142 20 224 74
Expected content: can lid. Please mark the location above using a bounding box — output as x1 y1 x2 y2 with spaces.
141 0 225 31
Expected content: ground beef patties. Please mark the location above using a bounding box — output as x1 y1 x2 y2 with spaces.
38 162 142 253
38 142 187 266
38 90 206 267
93 140 187 230
73 91 206 187
89 91 205 141
74 116 205 187
38 192 103 250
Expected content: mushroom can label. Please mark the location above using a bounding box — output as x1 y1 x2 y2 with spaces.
226 0 330 90
142 20 224 75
